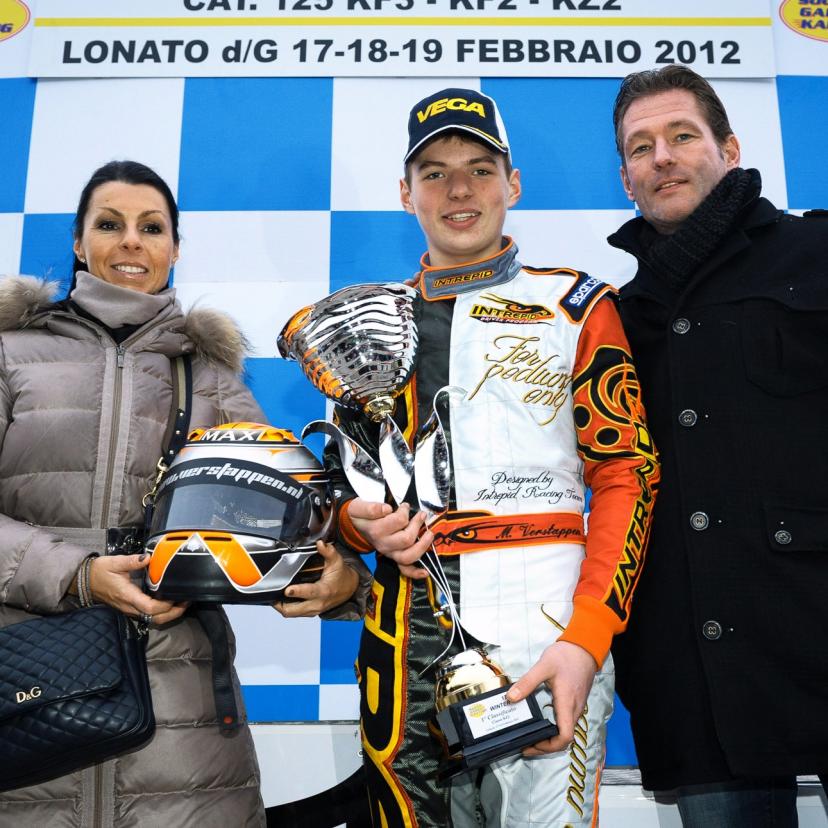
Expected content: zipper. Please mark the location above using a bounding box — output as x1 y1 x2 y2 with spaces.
99 344 126 526
96 315 170 528
93 763 103 828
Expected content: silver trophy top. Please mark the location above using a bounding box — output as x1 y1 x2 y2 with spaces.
278 282 418 421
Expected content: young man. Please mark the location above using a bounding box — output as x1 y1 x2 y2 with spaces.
609 65 828 826
330 87 659 827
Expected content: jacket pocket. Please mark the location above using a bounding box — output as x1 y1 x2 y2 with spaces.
764 502 828 553
742 299 828 396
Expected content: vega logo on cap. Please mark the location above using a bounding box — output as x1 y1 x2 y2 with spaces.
417 97 487 123
0 0 30 43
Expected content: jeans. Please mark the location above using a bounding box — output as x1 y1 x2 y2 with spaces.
675 778 799 828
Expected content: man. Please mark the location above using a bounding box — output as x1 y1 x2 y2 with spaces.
329 87 659 827
609 64 828 827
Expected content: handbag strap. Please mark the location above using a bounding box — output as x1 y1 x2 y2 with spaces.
162 354 193 464
142 354 193 513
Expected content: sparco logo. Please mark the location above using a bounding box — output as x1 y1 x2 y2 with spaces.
15 686 42 704
567 276 601 307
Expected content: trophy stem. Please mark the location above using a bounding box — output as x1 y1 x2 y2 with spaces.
363 394 396 422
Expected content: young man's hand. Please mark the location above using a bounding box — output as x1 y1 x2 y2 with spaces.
347 498 433 579
506 640 598 754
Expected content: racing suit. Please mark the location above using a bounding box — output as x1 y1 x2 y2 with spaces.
329 239 659 827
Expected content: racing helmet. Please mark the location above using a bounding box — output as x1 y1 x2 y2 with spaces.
145 423 333 604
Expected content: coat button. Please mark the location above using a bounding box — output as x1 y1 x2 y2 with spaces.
702 620 722 640
774 529 792 545
672 317 691 334
678 409 698 427
690 511 709 531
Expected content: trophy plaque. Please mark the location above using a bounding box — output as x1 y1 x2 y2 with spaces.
433 649 558 783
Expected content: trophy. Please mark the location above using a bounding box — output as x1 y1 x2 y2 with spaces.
433 649 558 782
277 283 418 504
278 283 557 781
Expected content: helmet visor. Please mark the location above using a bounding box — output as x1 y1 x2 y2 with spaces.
150 458 316 545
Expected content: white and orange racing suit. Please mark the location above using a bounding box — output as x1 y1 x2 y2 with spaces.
329 238 659 827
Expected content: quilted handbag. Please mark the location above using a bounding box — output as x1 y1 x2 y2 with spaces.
0 605 154 792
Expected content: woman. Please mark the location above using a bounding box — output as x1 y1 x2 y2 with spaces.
0 161 365 826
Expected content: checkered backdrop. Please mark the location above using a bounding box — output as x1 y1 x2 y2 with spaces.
1 7 826 767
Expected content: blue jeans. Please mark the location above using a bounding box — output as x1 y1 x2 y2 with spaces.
675 778 799 828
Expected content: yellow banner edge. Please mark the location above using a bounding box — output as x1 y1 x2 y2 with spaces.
35 16 773 28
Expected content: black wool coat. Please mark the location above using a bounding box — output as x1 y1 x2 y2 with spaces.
609 197 828 790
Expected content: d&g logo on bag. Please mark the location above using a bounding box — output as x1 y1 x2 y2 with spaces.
0 0 30 42
15 686 42 704
470 293 555 325
417 97 486 123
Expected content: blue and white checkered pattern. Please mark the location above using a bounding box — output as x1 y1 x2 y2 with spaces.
2 22 827 766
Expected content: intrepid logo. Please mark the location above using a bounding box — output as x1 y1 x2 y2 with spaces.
433 269 494 289
467 702 487 718
780 0 828 41
470 293 555 325
417 97 486 123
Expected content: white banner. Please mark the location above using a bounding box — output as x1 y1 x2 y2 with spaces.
28 0 775 77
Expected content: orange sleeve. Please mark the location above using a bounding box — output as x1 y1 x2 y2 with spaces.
557 296 660 666
336 497 374 554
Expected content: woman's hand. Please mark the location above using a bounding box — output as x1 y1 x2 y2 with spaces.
89 553 189 626
274 541 359 618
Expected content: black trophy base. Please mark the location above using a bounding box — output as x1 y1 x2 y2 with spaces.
435 683 558 784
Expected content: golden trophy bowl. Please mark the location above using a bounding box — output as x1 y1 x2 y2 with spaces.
434 649 510 712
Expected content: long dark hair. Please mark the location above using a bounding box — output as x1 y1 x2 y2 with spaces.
70 160 179 290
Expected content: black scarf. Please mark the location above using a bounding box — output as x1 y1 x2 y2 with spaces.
643 167 761 291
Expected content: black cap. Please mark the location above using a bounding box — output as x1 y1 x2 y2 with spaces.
404 87 510 164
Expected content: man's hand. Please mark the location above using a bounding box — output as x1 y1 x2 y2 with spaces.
347 498 433 579
89 554 189 626
506 640 598 755
274 541 359 618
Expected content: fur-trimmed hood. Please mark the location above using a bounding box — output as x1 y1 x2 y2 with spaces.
0 274 250 373
0 274 57 332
